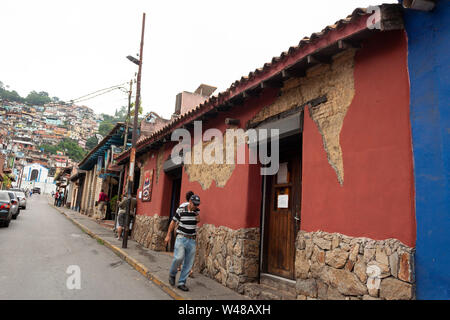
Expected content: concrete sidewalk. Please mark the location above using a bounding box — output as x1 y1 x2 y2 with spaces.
49 201 248 300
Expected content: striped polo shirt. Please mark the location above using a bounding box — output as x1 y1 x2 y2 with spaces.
173 202 199 236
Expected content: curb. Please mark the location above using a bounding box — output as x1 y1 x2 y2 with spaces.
50 202 187 300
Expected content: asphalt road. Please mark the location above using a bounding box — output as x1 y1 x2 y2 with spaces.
0 194 171 300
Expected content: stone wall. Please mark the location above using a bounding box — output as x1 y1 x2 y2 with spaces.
295 230 415 300
194 224 260 293
131 214 170 251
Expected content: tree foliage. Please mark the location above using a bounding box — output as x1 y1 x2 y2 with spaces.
0 81 25 103
86 136 98 150
0 81 58 105
98 122 115 137
25 91 51 105
40 138 87 162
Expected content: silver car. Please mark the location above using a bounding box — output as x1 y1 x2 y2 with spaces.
14 191 27 209
6 191 20 219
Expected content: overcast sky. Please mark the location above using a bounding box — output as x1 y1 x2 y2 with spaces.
0 0 396 119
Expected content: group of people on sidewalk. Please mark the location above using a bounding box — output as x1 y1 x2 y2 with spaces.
52 190 65 207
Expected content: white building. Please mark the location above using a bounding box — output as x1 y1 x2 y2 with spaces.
19 163 56 194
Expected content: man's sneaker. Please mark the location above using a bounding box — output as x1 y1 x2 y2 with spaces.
169 276 175 286
177 284 189 291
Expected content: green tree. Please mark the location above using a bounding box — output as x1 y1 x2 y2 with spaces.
25 90 51 105
0 81 25 103
86 136 98 150
98 122 114 137
40 139 87 162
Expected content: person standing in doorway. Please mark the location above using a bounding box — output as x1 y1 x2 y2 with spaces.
165 194 200 292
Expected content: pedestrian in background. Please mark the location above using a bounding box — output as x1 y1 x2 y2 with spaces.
58 191 64 207
116 194 137 240
95 189 109 220
54 190 59 206
165 194 201 292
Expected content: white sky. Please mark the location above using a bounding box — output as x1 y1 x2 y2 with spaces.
0 0 396 119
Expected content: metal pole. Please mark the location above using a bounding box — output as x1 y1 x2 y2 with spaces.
123 12 145 248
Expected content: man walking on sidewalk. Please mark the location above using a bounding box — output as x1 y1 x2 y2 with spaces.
165 194 200 292
96 190 109 220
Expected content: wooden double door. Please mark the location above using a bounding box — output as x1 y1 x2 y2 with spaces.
262 134 302 280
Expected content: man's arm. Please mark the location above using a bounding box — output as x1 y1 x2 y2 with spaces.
164 220 177 244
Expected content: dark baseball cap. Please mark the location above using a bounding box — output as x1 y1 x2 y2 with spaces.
190 194 200 206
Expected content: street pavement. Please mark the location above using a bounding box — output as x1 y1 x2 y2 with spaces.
0 194 171 300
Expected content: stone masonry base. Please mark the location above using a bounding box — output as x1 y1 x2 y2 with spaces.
194 224 260 294
131 214 169 251
295 230 415 300
131 218 415 300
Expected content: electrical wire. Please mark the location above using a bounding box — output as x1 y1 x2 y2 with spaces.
70 82 131 103
73 87 127 103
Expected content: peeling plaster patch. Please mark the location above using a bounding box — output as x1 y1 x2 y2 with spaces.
249 49 357 185
184 133 238 190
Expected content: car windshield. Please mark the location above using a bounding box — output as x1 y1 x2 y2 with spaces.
16 192 26 198
0 192 10 201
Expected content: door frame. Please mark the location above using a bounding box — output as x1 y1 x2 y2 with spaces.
259 111 303 281
166 166 182 252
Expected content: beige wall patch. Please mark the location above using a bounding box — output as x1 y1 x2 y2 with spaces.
184 132 241 190
249 49 357 185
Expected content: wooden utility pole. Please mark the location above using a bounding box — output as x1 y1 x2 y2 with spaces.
123 79 133 149
123 12 145 248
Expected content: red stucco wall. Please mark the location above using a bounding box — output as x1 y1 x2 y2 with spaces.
132 30 415 247
135 146 174 217
178 89 278 230
301 31 416 247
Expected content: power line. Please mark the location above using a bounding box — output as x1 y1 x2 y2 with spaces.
70 82 130 103
73 87 127 103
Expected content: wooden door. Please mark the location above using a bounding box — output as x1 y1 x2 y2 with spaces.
264 145 301 280
167 168 182 252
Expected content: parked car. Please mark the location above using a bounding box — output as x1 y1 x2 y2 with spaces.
13 191 27 209
9 188 29 198
6 192 20 219
0 191 13 227
32 187 41 194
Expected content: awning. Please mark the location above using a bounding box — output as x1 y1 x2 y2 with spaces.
78 123 130 171
69 171 86 182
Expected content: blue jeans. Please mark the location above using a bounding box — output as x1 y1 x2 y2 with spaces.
169 235 196 286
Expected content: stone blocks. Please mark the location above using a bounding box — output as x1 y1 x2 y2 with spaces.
294 230 415 300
